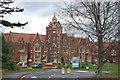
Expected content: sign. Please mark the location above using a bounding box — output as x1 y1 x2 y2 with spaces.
72 57 80 69
42 55 46 61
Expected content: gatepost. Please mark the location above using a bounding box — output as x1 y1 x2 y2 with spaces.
28 59 32 69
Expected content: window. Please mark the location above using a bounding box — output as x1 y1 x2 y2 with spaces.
20 46 24 50
35 43 41 52
79 48 82 53
19 45 24 52
35 60 40 62
20 52 27 63
86 49 89 53
35 52 39 56
34 52 40 63
44 47 48 52
87 54 91 62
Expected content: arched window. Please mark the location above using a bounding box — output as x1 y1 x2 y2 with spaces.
35 43 41 52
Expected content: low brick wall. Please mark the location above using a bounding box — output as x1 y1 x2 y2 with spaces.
42 63 57 69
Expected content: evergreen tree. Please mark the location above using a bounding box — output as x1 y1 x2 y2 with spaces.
2 36 19 70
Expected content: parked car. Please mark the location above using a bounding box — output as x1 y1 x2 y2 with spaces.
23 63 27 68
32 63 43 68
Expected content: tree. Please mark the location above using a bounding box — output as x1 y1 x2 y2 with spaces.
62 29 75 65
59 1 119 77
2 36 19 70
0 0 28 29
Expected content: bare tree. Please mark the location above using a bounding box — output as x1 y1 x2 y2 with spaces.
0 0 28 29
59 1 119 77
62 33 70 65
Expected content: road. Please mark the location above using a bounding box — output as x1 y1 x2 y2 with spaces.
21 69 95 79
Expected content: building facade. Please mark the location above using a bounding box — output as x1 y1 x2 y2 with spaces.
2 15 119 66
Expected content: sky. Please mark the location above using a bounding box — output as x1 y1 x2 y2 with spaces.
0 0 66 35
1 0 118 35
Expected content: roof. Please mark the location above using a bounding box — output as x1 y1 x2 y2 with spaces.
2 32 47 43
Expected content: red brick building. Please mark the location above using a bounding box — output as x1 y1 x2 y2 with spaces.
2 15 119 66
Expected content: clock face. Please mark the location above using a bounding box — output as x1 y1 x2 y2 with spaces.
53 31 56 33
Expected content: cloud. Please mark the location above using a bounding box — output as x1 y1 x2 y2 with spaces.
2 1 62 34
15 2 59 18
4 12 53 34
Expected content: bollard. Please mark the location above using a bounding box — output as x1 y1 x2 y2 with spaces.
86 66 89 70
67 68 70 74
61 68 65 74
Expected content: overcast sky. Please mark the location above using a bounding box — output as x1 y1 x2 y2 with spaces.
1 0 65 35
1 0 118 35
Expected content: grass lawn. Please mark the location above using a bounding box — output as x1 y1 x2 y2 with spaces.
57 63 119 78
20 68 43 72
2 68 44 76
87 63 119 79
99 64 119 78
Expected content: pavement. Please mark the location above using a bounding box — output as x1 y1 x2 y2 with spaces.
2 69 96 80
2 72 29 78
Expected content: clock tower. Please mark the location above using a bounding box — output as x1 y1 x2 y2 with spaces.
46 13 62 63
46 13 62 43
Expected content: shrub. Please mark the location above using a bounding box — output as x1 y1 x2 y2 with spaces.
2 53 19 71
80 62 85 68
56 63 62 69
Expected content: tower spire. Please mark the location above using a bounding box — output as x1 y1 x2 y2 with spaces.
54 12 56 18
52 12 57 23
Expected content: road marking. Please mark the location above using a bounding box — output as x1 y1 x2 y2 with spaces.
18 73 31 80
51 75 54 76
76 71 88 72
71 73 77 74
31 76 37 78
